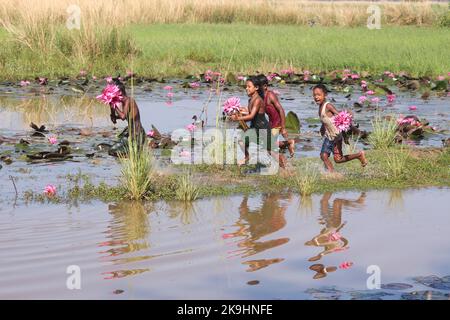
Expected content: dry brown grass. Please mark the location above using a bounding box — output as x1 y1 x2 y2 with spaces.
0 0 446 27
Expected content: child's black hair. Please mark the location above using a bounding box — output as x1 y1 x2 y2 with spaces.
312 84 328 95
256 74 269 87
113 77 127 96
247 76 265 100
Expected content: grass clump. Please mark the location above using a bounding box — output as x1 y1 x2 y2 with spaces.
368 114 398 150
175 171 200 201
119 139 155 200
294 163 320 196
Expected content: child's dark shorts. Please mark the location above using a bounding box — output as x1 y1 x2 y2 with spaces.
320 135 342 155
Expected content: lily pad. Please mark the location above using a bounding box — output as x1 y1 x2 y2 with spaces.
401 290 450 300
413 275 450 291
285 111 300 134
381 283 414 290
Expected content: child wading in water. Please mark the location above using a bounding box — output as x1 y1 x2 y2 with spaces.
231 76 270 166
109 79 146 155
314 84 367 171
257 74 295 169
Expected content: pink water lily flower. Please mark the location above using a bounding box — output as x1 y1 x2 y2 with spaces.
48 135 58 145
339 261 354 269
387 94 396 103
358 96 368 104
332 110 353 133
105 76 113 83
96 84 123 109
20 80 31 87
328 231 342 242
44 184 57 197
281 68 294 76
437 75 445 81
79 70 87 76
223 97 241 115
179 150 190 157
186 124 196 132
266 73 278 81
351 74 360 80
371 97 380 104
167 92 174 98
366 90 375 95
190 82 200 88
360 80 367 89
163 85 173 91
222 233 234 239
38 77 48 85
92 76 97 80
147 130 154 137
408 105 417 111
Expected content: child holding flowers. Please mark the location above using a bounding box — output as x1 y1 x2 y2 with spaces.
97 79 146 155
314 84 367 172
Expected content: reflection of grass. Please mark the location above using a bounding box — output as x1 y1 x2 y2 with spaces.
368 114 398 150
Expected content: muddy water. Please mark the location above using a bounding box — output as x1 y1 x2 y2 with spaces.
0 188 449 299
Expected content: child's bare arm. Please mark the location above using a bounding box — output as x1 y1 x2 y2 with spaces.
327 103 339 116
115 100 129 120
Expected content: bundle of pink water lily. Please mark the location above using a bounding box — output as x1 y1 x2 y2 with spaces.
223 97 241 115
96 84 123 109
333 110 353 133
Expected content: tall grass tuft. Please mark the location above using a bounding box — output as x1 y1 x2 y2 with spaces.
119 138 155 200
383 146 411 179
294 164 319 196
368 114 398 150
176 171 199 201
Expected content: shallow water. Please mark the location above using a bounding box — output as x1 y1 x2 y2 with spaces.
1 188 449 299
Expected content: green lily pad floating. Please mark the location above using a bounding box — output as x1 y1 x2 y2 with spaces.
349 290 394 300
285 111 300 134
413 275 450 291
401 290 450 300
431 80 448 91
381 283 414 290
305 117 321 124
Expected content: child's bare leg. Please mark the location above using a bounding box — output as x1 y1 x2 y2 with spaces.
271 150 286 169
237 140 249 165
321 152 334 171
333 139 366 165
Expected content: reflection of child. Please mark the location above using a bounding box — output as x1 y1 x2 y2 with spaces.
314 84 367 172
305 192 366 279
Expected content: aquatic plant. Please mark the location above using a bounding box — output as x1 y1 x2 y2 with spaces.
368 114 398 149
294 164 319 196
119 138 155 200
175 171 199 202
384 147 411 179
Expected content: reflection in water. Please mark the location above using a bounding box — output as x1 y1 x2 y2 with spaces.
305 192 366 279
298 195 313 215
228 193 292 272
100 201 152 279
0 95 109 130
166 201 198 225
388 189 404 210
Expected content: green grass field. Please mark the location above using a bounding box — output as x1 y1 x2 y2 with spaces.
0 24 449 80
